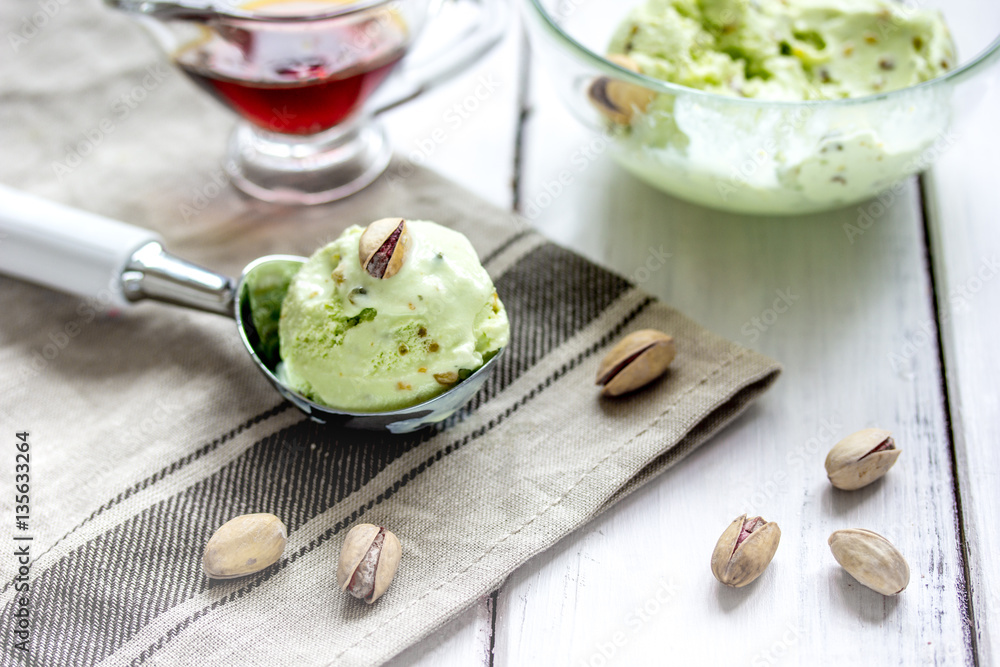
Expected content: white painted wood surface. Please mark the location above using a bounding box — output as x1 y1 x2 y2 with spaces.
378 3 999 665
923 78 1000 666
494 66 968 667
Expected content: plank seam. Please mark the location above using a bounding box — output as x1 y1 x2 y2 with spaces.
918 171 980 667
512 29 533 215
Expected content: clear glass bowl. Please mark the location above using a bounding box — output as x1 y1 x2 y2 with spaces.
521 0 1000 215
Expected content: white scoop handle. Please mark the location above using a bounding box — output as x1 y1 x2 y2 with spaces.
0 185 159 307
0 185 234 314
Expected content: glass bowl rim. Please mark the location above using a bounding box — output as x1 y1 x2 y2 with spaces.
523 0 1000 108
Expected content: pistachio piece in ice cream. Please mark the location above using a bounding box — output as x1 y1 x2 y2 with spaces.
359 218 409 279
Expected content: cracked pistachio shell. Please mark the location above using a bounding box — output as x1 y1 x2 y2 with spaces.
825 428 900 490
596 329 676 397
711 514 781 587
337 523 402 604
203 513 287 580
359 218 409 279
829 529 909 595
587 54 656 125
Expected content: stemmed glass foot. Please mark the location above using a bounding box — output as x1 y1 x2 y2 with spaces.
225 119 392 205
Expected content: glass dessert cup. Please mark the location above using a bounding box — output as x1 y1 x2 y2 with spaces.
521 0 1000 216
108 0 506 204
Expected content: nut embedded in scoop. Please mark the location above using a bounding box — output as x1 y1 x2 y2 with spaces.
360 218 409 279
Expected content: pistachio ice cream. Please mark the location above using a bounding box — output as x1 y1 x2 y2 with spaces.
277 219 509 413
598 0 957 214
608 0 955 101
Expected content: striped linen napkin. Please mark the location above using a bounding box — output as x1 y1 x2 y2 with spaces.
0 3 780 664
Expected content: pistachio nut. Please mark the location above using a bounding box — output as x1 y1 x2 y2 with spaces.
828 529 909 595
711 514 781 587
596 329 676 397
359 218 409 279
825 428 900 490
434 371 459 386
203 513 287 580
587 54 655 125
337 523 402 604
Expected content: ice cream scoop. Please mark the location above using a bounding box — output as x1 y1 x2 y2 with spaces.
0 185 503 433
276 219 509 413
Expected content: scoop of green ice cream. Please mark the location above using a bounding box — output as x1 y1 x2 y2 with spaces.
278 220 509 413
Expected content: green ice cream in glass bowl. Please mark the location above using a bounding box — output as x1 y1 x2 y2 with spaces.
521 0 1000 215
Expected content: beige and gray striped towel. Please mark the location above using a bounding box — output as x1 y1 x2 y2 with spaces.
0 2 780 665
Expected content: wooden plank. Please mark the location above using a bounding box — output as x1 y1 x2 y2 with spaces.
494 53 971 665
922 79 1000 666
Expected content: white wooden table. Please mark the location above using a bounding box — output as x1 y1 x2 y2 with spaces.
381 9 1000 667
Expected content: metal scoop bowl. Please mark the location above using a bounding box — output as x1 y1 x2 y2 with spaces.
0 185 501 433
